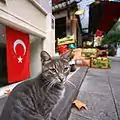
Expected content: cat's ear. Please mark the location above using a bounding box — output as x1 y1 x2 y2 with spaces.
40 51 52 64
60 49 73 62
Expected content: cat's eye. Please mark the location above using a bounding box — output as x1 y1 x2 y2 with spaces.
50 68 56 72
64 67 70 72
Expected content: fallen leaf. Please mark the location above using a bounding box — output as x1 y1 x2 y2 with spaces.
73 100 88 110
4 89 11 94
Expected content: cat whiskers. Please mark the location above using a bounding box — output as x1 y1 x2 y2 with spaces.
46 79 56 92
42 80 51 88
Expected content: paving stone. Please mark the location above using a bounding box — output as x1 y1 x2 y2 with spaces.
51 67 88 120
69 60 120 120
80 76 111 96
108 62 120 74
114 100 120 119
69 112 91 120
70 91 118 120
108 77 120 119
109 77 120 101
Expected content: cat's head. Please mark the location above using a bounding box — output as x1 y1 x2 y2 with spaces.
40 50 72 86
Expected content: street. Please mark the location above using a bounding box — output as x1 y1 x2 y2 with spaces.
69 58 120 120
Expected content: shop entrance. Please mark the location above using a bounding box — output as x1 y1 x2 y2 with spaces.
0 24 7 86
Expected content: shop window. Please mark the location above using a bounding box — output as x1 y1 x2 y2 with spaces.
0 24 7 87
55 17 66 51
55 17 66 39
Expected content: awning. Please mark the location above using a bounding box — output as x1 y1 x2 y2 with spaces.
89 1 120 34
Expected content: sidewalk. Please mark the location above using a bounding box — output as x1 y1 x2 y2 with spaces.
51 67 88 120
68 60 120 120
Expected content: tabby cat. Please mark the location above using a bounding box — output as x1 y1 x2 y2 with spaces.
0 50 72 120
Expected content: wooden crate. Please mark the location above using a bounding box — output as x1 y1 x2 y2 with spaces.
75 58 91 67
91 57 108 69
81 48 98 58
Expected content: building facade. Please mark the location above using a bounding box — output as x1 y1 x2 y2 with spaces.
52 0 83 51
0 0 55 96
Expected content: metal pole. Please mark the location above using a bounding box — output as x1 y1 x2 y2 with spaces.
66 0 71 35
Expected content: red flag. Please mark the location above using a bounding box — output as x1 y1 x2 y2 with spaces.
6 26 30 83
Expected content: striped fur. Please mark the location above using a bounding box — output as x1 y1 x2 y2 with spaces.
0 50 72 120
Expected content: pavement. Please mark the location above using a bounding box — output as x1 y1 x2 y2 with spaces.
51 67 88 120
68 58 120 120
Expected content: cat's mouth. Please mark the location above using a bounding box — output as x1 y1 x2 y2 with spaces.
57 74 66 83
58 78 66 83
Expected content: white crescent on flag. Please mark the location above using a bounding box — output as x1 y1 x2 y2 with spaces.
13 39 26 56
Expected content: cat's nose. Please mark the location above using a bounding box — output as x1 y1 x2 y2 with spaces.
59 74 65 82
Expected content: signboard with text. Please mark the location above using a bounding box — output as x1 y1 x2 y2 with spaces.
57 35 75 45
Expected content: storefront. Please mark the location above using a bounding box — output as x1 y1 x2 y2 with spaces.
52 0 82 52
0 0 55 97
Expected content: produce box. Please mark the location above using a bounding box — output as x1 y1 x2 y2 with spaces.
57 45 68 55
81 48 98 58
72 48 82 59
91 57 109 69
75 58 91 67
97 49 108 57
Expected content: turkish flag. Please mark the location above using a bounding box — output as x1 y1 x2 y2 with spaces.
6 26 30 83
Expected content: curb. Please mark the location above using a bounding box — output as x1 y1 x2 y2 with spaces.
51 67 88 120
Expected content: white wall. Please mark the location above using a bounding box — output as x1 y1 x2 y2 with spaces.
33 0 52 13
39 0 52 13
0 0 55 78
0 0 46 37
30 36 43 78
43 13 55 56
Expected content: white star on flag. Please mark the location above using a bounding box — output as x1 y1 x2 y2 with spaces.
17 56 23 63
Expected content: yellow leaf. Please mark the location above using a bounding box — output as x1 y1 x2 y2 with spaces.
73 100 88 110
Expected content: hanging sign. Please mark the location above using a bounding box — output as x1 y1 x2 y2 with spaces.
57 35 75 45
